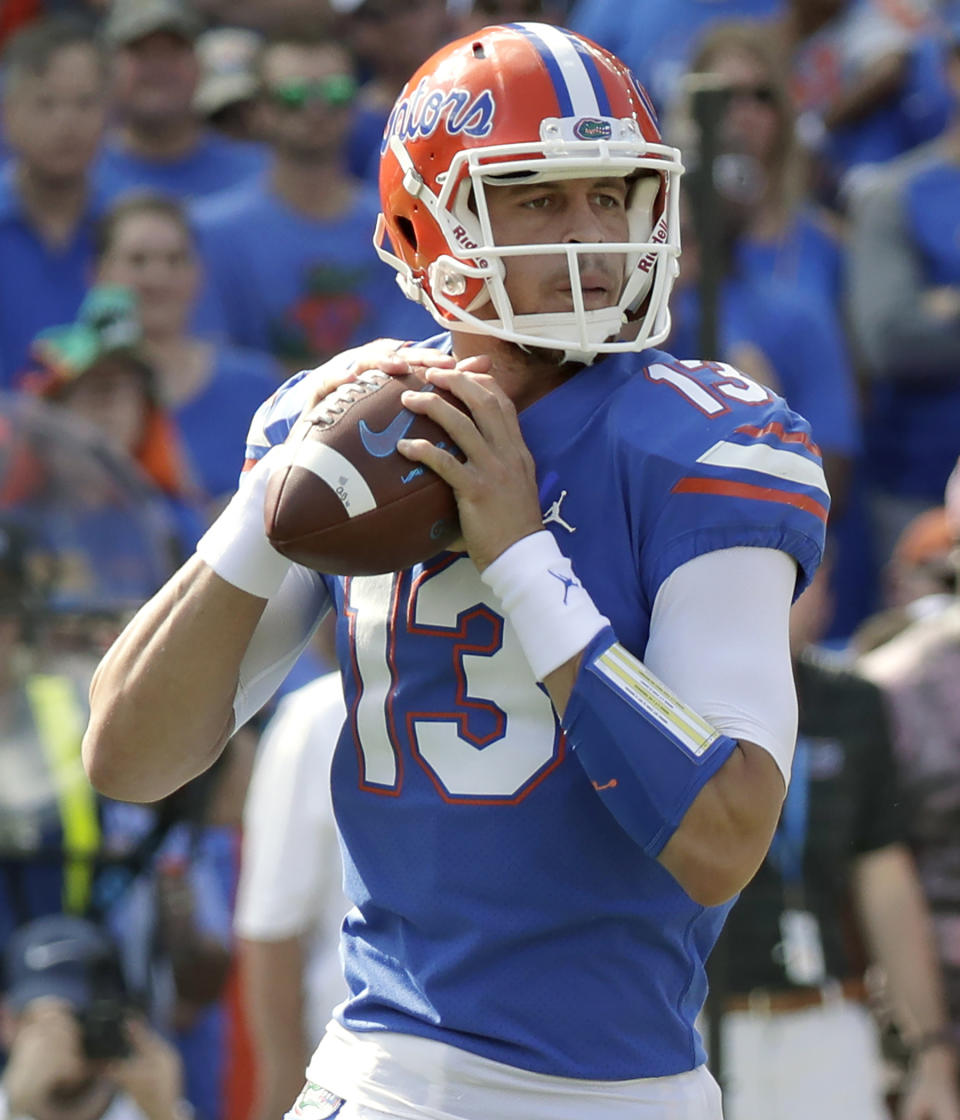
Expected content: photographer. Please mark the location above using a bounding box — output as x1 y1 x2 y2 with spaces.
0 914 187 1120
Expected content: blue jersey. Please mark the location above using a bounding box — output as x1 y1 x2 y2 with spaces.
244 342 826 1079
669 274 859 458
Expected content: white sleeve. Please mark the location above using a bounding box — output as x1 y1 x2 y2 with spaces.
643 546 799 784
232 562 332 731
234 674 346 940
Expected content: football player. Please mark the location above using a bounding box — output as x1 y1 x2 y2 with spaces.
84 23 828 1120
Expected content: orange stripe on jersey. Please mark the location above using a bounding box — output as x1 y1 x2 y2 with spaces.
672 477 828 522
735 423 822 458
241 457 260 473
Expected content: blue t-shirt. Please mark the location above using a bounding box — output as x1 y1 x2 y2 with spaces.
96 131 268 202
174 344 280 508
867 159 960 499
242 339 827 1079
0 165 117 386
193 179 435 371
735 208 846 325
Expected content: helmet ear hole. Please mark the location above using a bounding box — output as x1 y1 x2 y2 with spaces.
396 216 418 253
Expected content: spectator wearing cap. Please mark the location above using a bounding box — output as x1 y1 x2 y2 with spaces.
0 914 185 1120
20 285 205 551
0 16 114 387
192 29 433 374
95 0 267 202
193 27 261 143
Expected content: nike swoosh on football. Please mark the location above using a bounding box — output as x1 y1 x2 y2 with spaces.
358 410 415 458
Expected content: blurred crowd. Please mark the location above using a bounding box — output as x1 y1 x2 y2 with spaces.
1 0 960 1118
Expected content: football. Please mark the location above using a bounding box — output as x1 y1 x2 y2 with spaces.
263 370 466 575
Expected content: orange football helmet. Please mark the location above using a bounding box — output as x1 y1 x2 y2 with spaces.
375 22 683 364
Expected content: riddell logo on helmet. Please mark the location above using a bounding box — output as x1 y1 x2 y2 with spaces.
637 215 668 274
452 225 477 250
382 79 496 153
451 225 488 267
573 118 613 141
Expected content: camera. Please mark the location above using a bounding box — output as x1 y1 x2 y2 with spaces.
75 998 131 1061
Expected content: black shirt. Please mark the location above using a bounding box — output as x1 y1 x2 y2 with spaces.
723 652 905 992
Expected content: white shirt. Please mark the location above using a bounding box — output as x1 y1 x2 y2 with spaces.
234 672 350 1042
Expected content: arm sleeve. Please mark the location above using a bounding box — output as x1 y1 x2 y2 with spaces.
847 174 960 378
643 546 799 784
232 563 332 731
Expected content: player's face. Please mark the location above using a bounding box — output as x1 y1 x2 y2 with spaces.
2 45 107 181
483 177 630 318
96 211 199 337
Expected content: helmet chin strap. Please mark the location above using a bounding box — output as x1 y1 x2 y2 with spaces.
496 307 626 366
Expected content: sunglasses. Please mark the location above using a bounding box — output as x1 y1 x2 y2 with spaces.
265 75 358 110
727 83 777 107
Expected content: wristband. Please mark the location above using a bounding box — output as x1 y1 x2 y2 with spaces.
481 531 609 681
196 446 293 599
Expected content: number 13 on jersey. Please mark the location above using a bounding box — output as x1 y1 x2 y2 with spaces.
343 556 562 804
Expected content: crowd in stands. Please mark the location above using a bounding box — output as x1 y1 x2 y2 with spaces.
1 0 960 1117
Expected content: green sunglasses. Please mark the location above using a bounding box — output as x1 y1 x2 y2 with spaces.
265 75 358 109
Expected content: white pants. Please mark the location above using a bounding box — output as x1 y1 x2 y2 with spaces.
719 999 889 1120
293 1020 725 1119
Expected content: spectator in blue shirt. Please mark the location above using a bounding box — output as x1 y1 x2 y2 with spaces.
193 30 434 376
846 8 960 573
776 0 953 202
92 191 280 517
96 0 267 202
685 21 847 326
0 16 112 387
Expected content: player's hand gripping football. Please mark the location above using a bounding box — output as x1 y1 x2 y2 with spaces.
397 360 543 573
290 337 457 437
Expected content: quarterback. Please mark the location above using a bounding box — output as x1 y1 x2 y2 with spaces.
84 23 828 1120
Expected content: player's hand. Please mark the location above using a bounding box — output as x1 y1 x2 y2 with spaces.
397 358 543 572
107 1015 184 1120
298 339 457 416
2 998 91 1115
